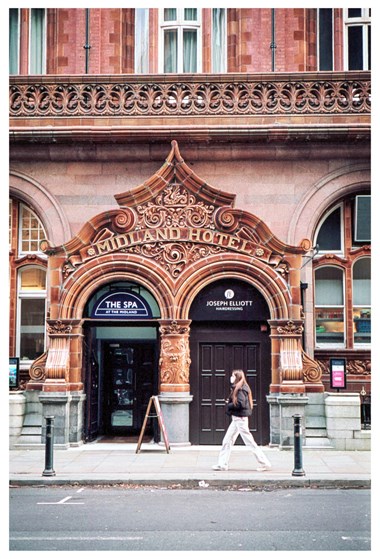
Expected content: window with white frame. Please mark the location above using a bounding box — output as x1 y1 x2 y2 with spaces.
17 266 46 362
344 8 371 70
313 193 371 348
318 8 334 70
18 203 47 255
212 8 226 73
29 8 46 74
353 258 371 345
315 266 345 346
135 8 149 73
160 8 201 73
9 8 19 75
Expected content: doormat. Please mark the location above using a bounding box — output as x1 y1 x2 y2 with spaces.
97 435 152 443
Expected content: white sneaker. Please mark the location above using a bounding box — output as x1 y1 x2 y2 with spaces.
212 464 228 471
256 464 271 471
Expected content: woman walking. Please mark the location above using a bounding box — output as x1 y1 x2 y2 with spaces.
212 369 271 471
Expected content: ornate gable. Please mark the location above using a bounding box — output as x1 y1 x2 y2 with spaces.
41 141 310 280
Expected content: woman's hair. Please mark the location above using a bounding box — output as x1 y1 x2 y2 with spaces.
231 369 253 409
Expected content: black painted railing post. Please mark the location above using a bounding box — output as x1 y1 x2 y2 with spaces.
292 414 305 477
42 416 56 477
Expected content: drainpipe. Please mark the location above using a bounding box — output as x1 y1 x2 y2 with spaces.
270 8 276 72
84 8 91 74
300 282 308 350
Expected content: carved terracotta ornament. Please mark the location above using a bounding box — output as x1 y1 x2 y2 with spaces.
277 320 304 335
159 320 191 389
10 77 370 118
29 351 47 382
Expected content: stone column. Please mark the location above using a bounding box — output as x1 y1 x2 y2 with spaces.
158 319 193 445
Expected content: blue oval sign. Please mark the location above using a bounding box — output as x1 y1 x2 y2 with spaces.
91 291 152 319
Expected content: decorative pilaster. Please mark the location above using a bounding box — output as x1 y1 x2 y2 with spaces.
158 319 191 392
269 319 305 393
40 319 83 392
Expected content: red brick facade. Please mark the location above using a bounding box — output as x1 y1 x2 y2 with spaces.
9 8 371 446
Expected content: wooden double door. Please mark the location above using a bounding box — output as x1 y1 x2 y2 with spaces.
189 323 270 445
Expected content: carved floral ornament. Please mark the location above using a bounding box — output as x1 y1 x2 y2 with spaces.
277 320 304 335
10 76 370 118
40 142 310 282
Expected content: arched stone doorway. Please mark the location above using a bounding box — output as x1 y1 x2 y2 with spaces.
189 278 271 445
28 141 323 448
82 280 161 441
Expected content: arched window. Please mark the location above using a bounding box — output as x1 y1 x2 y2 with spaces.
9 198 48 371
18 203 47 255
313 193 371 349
315 204 343 253
17 266 46 362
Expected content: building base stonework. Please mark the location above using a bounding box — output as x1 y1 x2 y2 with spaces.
325 392 371 451
267 393 309 449
38 391 72 449
9 392 26 449
158 393 193 446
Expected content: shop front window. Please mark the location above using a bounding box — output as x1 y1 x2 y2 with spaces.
18 267 46 362
353 258 371 345
315 267 345 346
313 193 371 350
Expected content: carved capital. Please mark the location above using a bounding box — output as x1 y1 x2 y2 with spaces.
277 320 304 335
47 320 73 335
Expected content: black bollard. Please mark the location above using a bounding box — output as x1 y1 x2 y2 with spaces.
42 416 56 477
292 414 305 477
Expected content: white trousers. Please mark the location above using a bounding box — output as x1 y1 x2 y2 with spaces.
217 416 271 468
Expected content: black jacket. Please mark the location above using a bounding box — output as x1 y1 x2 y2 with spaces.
226 384 252 417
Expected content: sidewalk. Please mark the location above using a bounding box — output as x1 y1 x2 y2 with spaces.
9 442 371 488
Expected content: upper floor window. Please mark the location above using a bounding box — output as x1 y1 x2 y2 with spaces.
9 8 19 75
318 9 334 71
212 8 227 73
135 8 149 73
18 203 47 255
30 8 46 74
160 8 201 73
344 8 371 70
315 205 343 254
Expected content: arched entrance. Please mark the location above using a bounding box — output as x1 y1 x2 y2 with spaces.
189 278 271 445
27 141 323 449
82 281 161 441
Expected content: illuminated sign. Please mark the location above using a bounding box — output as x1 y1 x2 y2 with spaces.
91 291 152 319
190 280 270 322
